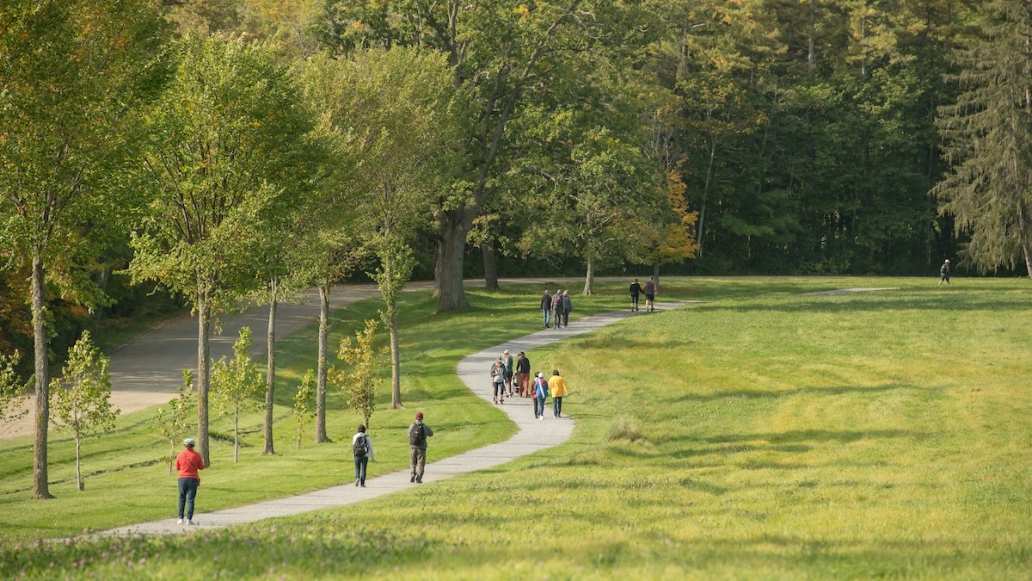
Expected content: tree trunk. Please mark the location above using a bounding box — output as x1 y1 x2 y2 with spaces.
1024 243 1032 278
233 404 240 463
263 278 277 455
481 242 499 289
389 300 402 409
808 0 817 72
434 209 471 311
315 282 330 443
75 436 83 491
196 286 211 468
31 253 53 499
583 255 594 296
697 139 717 257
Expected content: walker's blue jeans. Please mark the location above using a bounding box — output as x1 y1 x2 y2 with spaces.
354 456 368 485
534 397 546 418
553 396 563 417
178 477 199 519
543 309 551 327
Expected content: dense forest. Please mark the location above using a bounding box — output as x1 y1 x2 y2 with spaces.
3 0 1031 350
3 0 1032 494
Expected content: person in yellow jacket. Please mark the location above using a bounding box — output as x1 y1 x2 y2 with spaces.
547 369 569 418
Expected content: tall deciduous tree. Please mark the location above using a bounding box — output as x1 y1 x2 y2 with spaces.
935 0 1032 276
0 0 169 499
130 35 316 466
307 47 459 408
50 332 119 492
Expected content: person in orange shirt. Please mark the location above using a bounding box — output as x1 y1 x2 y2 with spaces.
175 438 206 525
547 369 569 418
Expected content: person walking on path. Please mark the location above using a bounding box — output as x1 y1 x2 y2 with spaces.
532 372 549 419
561 290 573 328
175 438 205 525
408 412 434 484
515 351 531 397
629 278 642 311
939 259 951 286
491 357 507 404
503 350 515 397
540 290 553 328
552 290 564 329
352 425 375 488
548 369 569 418
643 276 657 312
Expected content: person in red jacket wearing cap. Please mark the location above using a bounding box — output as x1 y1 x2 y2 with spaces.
175 438 205 525
407 412 434 484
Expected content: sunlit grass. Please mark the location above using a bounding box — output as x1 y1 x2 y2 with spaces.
2 277 1030 579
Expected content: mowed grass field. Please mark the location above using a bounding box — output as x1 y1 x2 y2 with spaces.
1 277 1030 579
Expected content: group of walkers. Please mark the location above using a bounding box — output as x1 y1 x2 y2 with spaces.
174 411 436 523
351 412 434 487
490 349 569 419
540 289 573 328
628 276 657 312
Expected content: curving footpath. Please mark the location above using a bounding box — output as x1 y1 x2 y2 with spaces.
97 301 686 537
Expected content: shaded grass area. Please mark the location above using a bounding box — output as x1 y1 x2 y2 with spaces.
2 277 1031 579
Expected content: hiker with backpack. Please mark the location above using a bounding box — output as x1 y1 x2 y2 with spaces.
408 411 434 484
551 289 564 329
515 351 531 397
351 425 375 488
531 372 549 419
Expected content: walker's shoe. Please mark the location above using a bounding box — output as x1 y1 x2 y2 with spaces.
416 478 423 484
177 519 183 524
187 520 194 525
355 478 360 487
493 397 498 404
360 484 366 488
410 475 416 483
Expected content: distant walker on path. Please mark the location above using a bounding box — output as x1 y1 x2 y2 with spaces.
548 370 569 418
629 278 642 311
643 276 657 312
408 412 434 484
175 438 205 525
352 425 375 488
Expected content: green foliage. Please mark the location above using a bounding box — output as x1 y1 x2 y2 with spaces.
292 369 315 449
331 320 383 429
211 327 264 463
0 351 30 425
934 0 1032 275
50 332 119 492
155 371 195 476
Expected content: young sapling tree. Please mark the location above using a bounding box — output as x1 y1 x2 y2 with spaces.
331 319 383 429
156 370 195 476
211 327 264 463
50 332 119 492
293 369 315 449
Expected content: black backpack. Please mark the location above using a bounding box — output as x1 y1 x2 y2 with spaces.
410 423 426 447
353 435 368 458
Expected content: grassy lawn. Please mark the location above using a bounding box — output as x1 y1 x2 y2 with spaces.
1 277 1030 579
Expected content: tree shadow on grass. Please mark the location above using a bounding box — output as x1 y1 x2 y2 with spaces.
690 290 1030 314
667 382 926 404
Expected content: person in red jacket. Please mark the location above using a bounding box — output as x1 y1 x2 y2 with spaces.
175 438 206 525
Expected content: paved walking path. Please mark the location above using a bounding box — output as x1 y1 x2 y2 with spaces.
0 278 590 439
96 301 686 537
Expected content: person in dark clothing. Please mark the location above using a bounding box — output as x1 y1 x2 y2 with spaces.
939 259 951 286
515 351 531 397
540 290 553 328
643 276 657 312
408 412 434 484
561 290 572 327
629 278 642 311
552 290 564 329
